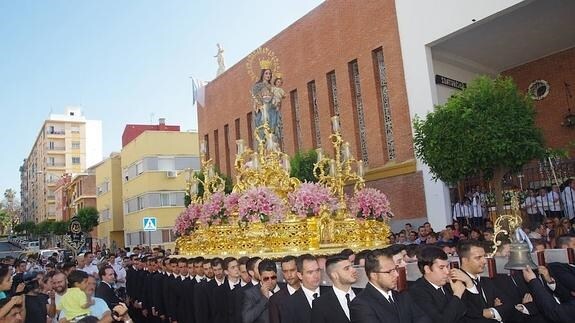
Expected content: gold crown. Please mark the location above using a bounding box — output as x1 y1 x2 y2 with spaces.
275 72 283 79
259 60 272 70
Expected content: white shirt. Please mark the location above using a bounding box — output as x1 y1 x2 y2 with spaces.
228 279 240 290
82 264 98 276
195 275 206 283
523 196 539 215
268 284 281 298
287 284 298 295
215 277 225 286
332 286 355 320
547 191 561 211
301 285 320 308
368 282 394 302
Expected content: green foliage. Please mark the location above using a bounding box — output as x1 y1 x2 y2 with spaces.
35 220 54 235
14 221 36 235
52 221 70 235
413 75 545 184
290 149 319 183
76 207 99 233
194 169 233 198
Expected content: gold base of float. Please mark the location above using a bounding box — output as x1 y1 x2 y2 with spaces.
176 215 390 258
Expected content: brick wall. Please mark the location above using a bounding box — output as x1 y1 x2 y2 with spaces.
503 47 575 154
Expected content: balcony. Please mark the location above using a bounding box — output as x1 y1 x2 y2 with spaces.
46 129 65 135
46 147 66 154
46 162 65 168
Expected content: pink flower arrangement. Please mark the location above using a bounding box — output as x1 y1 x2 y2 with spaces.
223 192 241 217
238 187 286 223
202 192 227 225
349 188 392 220
174 203 202 235
288 182 338 217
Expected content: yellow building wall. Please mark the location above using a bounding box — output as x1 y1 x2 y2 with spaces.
95 153 124 248
121 131 199 248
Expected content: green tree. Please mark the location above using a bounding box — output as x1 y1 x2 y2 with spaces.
413 75 545 214
52 221 70 236
14 221 36 236
76 207 99 233
290 149 319 183
35 220 55 235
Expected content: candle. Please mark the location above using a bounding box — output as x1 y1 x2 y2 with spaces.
329 160 336 176
357 160 364 177
266 133 275 151
200 140 207 154
191 180 198 195
262 106 268 124
331 115 340 132
316 148 323 162
236 139 244 154
253 153 259 169
283 155 291 173
208 167 215 178
343 142 350 161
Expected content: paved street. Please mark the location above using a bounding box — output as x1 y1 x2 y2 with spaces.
0 239 24 259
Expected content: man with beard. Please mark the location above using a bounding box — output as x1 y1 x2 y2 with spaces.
269 256 300 323
312 254 360 323
49 272 67 323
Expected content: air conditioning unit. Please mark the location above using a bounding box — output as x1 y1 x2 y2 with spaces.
166 171 177 178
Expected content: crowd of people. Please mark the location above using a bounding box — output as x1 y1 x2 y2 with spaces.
0 226 573 322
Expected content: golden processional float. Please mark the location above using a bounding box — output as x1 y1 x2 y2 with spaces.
174 48 391 258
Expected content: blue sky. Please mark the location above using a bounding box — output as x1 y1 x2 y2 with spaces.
0 0 323 198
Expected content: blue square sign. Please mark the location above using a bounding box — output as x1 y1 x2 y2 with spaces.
143 217 157 232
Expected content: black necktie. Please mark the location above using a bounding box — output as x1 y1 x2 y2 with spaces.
387 294 398 313
473 278 487 305
313 292 319 299
345 293 351 307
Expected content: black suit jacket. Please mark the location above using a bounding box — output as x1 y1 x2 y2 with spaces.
241 283 270 323
95 281 121 309
194 279 218 323
528 278 575 323
548 262 575 304
213 278 242 323
350 283 431 323
176 276 196 323
492 273 549 323
282 286 329 323
459 275 513 323
269 287 290 323
408 277 466 323
311 286 362 323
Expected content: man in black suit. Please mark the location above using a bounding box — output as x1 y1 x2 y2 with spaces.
312 254 360 323
213 257 242 323
349 248 431 323
269 255 300 323
194 258 221 323
547 234 575 304
457 239 513 322
282 254 327 323
242 259 280 323
408 246 467 323
523 265 575 323
95 265 122 309
174 257 195 323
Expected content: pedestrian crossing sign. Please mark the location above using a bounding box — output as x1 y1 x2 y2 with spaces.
143 217 157 232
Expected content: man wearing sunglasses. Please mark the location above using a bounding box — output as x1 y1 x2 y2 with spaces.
350 248 431 322
241 259 279 323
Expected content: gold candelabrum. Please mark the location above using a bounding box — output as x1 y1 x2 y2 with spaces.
314 115 365 219
185 142 226 203
175 109 390 258
233 109 300 199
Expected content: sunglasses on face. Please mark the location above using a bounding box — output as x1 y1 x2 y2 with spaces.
262 275 277 282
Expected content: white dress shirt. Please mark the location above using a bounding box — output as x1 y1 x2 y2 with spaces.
287 284 298 295
301 285 321 308
332 286 356 319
